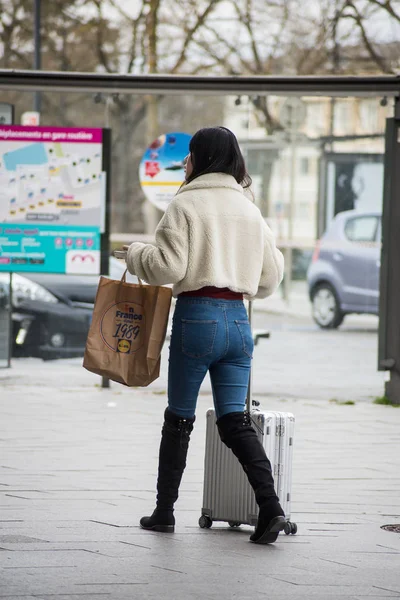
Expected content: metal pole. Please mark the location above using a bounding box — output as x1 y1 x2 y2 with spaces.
101 376 110 389
378 98 400 404
1 71 399 97
328 3 340 152
104 96 111 128
34 0 41 113
143 97 161 233
246 300 253 413
143 0 161 234
8 273 13 368
283 109 296 303
100 127 112 389
288 127 296 241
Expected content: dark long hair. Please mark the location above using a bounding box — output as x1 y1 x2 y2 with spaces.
186 126 252 189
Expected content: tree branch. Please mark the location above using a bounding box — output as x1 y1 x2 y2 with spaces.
126 6 146 73
107 0 139 22
91 1 114 73
341 2 394 73
235 0 264 73
199 23 255 73
364 0 400 22
266 1 290 71
171 0 222 74
192 38 238 74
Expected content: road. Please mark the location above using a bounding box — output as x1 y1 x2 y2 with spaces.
1 310 384 404
156 311 384 404
248 311 384 402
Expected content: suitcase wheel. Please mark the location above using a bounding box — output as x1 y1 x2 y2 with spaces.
199 515 213 529
284 521 298 535
228 521 241 528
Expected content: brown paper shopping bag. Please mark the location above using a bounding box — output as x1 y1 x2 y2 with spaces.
83 271 172 386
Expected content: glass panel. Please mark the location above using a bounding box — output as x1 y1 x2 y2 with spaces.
344 217 378 242
376 218 382 243
0 87 387 407
0 274 11 367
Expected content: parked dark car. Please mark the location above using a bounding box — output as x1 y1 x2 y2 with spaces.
307 210 381 329
0 257 137 360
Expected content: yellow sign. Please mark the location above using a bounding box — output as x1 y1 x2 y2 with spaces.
117 339 131 353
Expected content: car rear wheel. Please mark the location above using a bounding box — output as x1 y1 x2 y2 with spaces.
311 284 345 329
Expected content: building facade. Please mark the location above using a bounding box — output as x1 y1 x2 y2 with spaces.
224 95 390 242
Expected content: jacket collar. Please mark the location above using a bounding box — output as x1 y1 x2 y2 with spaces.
176 173 244 195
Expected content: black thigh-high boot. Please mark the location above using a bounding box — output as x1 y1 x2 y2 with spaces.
140 408 195 533
217 411 286 544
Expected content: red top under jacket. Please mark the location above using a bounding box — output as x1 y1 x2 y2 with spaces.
179 287 243 300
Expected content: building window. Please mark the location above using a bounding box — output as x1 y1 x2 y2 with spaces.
299 157 310 175
306 102 326 136
333 102 352 134
295 202 310 219
359 100 379 133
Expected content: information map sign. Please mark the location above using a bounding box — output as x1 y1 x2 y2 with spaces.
0 126 106 274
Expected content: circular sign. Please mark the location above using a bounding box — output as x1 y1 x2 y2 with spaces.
139 132 191 212
100 301 145 353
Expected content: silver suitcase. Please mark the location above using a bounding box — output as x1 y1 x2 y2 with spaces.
198 302 297 536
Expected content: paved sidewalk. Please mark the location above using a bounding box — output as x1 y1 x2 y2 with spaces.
255 280 312 318
1 360 400 599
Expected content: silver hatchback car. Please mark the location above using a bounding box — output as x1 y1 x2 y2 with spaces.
307 210 381 329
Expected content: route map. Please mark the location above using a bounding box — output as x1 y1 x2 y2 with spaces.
0 126 105 274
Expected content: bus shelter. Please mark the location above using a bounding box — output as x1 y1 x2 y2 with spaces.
0 70 399 402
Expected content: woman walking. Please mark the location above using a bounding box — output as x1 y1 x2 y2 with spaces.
125 127 285 544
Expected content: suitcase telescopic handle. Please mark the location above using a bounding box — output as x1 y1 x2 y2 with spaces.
246 300 253 413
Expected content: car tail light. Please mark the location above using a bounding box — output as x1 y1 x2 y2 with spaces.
312 240 321 263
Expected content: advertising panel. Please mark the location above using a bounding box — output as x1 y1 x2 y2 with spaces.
139 132 190 212
324 153 384 227
0 126 105 274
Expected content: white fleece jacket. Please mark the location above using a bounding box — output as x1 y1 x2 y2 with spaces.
126 173 284 299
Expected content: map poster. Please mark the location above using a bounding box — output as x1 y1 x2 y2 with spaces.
0 126 106 274
139 132 191 212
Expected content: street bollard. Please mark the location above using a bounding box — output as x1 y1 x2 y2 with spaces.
101 376 110 389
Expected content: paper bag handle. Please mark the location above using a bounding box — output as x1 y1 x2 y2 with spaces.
121 269 143 286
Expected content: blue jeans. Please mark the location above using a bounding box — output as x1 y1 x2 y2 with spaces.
168 297 254 419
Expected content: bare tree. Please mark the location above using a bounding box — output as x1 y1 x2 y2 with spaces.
98 0 225 231
0 0 226 231
337 0 400 74
189 0 399 216
2 0 398 229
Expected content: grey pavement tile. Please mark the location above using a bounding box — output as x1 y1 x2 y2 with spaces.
2 357 400 599
0 536 49 544
370 587 400 597
0 596 111 600
0 549 110 568
0 597 40 599
31 597 111 600
262 592 400 599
